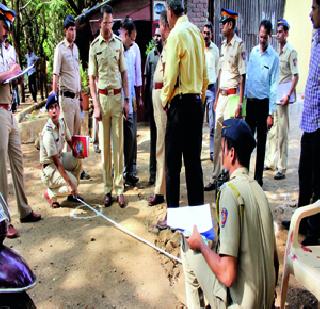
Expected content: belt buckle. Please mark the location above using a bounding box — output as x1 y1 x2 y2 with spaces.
107 89 113 96
220 89 227 96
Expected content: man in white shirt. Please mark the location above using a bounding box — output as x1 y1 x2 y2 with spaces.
25 46 39 103
202 22 219 161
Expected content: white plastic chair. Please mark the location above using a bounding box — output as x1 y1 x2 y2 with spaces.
280 200 320 308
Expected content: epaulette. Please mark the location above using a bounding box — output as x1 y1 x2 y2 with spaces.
114 34 121 42
44 124 53 133
57 40 66 47
90 37 99 47
235 36 243 44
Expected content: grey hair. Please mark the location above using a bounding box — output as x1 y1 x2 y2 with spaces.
160 10 169 27
166 0 184 15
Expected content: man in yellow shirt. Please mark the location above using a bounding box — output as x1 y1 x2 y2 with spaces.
157 0 208 228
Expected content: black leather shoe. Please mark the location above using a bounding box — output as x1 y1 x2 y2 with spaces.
125 174 139 187
67 195 84 203
117 194 126 208
274 171 285 180
148 194 165 206
104 193 113 207
204 181 216 191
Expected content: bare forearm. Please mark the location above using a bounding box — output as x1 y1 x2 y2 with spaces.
288 74 299 97
121 71 129 98
239 74 246 104
89 76 99 107
52 74 59 93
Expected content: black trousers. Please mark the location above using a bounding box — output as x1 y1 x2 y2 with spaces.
165 94 204 207
298 128 320 236
28 72 37 102
123 115 134 177
246 98 269 185
149 102 157 180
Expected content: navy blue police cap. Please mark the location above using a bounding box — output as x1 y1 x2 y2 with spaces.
64 14 75 29
220 8 238 23
221 118 256 151
45 92 59 110
277 18 290 30
0 3 16 30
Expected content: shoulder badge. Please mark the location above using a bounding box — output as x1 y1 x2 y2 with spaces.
220 207 228 228
90 37 99 47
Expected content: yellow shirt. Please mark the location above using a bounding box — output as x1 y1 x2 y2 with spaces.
161 15 209 106
88 33 126 90
53 39 81 93
219 35 246 89
279 42 299 84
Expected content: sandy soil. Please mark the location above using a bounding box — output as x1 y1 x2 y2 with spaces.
3 101 319 308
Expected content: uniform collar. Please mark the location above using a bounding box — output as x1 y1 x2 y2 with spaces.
48 118 59 130
98 32 116 44
223 34 237 46
229 167 249 179
175 15 188 27
64 38 74 48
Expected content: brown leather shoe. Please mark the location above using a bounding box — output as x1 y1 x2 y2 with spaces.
148 194 165 206
117 194 126 208
6 224 19 238
20 211 41 223
104 193 113 207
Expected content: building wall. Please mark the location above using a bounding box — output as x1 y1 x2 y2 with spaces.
283 0 312 93
186 0 209 28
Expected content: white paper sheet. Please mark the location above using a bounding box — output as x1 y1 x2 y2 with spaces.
3 65 34 84
167 204 214 238
276 81 296 104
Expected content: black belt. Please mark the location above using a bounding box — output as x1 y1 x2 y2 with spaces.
172 93 200 101
62 91 76 99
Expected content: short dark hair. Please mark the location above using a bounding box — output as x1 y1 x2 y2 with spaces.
160 10 169 28
203 22 213 33
278 23 289 32
121 17 136 36
259 19 273 35
166 0 184 16
101 4 113 15
224 137 252 169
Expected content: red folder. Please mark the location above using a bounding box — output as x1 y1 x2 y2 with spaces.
71 135 89 159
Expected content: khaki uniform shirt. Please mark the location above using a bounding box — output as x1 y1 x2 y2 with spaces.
40 118 71 165
53 39 81 93
219 35 246 89
0 45 11 104
88 34 126 90
279 42 299 84
153 46 166 85
161 15 209 106
205 41 219 85
217 168 276 308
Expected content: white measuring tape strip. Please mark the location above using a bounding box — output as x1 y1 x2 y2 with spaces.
72 198 182 264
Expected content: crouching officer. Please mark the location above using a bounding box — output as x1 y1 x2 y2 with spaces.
181 118 278 308
40 93 82 208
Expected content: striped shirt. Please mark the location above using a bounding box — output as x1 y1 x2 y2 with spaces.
301 29 320 133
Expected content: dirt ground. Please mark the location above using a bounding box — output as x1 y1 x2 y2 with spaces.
3 101 319 308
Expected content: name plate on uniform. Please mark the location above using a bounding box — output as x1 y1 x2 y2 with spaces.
71 135 89 159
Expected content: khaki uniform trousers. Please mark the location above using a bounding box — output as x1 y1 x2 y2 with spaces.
265 104 289 172
0 109 32 218
99 93 124 195
181 236 227 309
60 95 81 136
152 89 167 195
211 95 231 180
41 153 81 199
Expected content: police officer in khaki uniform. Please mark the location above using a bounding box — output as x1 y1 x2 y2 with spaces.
265 19 299 180
148 10 170 206
88 5 129 208
181 118 278 308
52 15 90 181
204 9 246 191
40 93 82 208
0 4 41 238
